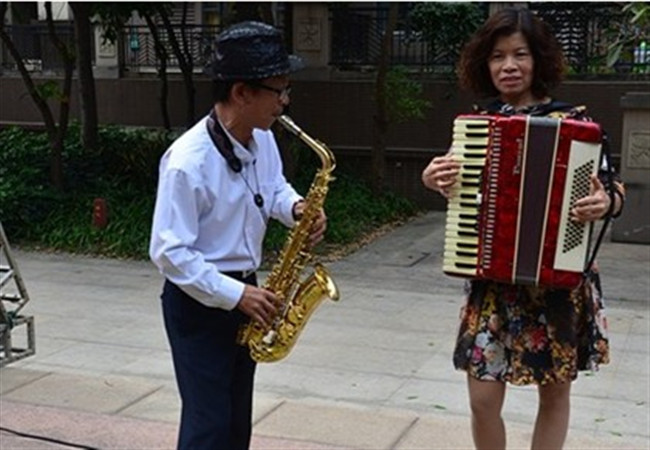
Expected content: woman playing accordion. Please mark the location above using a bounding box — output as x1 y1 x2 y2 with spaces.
421 8 625 450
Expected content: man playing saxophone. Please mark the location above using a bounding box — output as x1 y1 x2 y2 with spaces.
149 21 326 450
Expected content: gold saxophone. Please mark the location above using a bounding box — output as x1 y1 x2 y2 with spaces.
237 115 340 363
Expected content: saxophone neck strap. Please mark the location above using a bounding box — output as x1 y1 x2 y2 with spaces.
207 108 243 173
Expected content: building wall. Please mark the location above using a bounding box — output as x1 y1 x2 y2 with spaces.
0 75 645 209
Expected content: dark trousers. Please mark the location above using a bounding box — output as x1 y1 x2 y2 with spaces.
161 276 257 450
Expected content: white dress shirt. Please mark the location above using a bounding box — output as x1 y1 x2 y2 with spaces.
149 115 302 310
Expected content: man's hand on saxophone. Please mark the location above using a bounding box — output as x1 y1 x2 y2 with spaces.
292 200 328 248
237 285 278 328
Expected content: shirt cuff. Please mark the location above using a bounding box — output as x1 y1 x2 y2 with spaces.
217 275 246 310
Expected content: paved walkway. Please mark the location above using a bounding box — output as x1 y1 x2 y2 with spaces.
1 212 649 449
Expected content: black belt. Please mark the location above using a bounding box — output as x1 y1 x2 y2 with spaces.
223 270 256 281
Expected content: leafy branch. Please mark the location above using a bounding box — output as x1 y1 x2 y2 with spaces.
607 2 650 68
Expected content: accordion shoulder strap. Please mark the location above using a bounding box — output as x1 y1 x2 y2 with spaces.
584 133 614 276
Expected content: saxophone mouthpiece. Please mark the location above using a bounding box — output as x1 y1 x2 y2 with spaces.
278 115 302 137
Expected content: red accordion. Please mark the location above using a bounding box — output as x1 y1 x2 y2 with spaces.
443 114 603 289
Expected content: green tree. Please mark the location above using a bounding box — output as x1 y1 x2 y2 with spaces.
371 3 399 195
409 2 485 72
0 2 75 190
607 2 650 71
371 4 431 195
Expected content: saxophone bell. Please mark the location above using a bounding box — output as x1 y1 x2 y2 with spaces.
249 263 339 363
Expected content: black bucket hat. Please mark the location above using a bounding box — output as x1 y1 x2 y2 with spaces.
207 21 304 81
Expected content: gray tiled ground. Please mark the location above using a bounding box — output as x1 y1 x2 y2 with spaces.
1 211 648 449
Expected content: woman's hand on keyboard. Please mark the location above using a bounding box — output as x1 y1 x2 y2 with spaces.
422 153 460 199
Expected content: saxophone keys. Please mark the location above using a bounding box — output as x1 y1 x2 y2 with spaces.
262 330 277 345
287 306 305 323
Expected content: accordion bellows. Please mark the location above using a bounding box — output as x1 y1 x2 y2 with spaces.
443 115 602 289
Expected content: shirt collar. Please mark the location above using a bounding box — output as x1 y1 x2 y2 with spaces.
481 98 575 117
217 117 258 165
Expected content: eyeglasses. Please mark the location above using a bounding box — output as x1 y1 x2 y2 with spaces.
250 82 292 100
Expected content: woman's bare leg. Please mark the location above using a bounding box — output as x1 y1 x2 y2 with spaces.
467 375 507 450
531 381 571 450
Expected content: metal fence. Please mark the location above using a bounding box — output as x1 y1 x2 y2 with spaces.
1 3 647 78
329 4 481 72
0 23 80 72
119 24 220 73
329 2 649 78
531 2 648 77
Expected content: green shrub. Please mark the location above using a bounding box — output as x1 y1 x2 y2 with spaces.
1 124 419 261
26 181 154 258
263 172 417 258
0 127 54 236
97 125 180 190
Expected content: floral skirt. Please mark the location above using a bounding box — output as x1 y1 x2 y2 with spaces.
453 271 609 386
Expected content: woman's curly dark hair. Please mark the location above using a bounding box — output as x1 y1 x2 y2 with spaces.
457 8 566 99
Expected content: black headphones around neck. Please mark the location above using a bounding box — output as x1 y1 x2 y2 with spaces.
207 109 242 173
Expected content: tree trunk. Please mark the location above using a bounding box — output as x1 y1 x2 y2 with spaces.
70 2 99 151
143 13 171 131
158 5 195 128
45 3 75 190
371 3 398 195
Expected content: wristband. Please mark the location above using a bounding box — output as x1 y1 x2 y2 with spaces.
292 200 304 221
611 189 625 219
604 190 616 219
